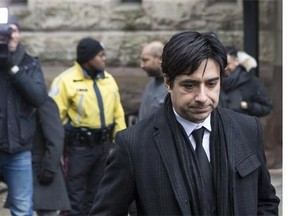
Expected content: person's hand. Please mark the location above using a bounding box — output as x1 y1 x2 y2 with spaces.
37 168 54 185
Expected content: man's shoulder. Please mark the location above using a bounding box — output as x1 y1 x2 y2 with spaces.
19 53 38 67
119 115 155 136
141 78 157 93
116 121 155 155
54 65 80 81
146 78 157 85
103 70 117 80
217 106 259 127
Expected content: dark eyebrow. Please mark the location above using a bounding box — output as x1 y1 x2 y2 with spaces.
179 76 220 84
207 77 220 82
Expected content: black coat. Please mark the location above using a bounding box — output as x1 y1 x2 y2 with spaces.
32 97 70 210
0 44 47 153
220 65 272 117
90 106 279 215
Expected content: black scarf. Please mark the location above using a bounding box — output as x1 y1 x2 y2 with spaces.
163 95 234 215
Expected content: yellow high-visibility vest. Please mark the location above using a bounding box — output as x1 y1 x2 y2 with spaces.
49 61 126 137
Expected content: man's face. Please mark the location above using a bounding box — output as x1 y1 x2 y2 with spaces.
165 58 221 123
8 24 20 52
140 47 162 77
225 54 239 76
87 50 106 72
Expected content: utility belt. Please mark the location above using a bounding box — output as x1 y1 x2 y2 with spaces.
65 124 114 147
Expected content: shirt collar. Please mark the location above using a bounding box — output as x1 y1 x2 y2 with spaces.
80 67 106 80
173 108 211 136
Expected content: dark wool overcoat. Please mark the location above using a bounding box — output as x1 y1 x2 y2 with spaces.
32 97 71 210
90 106 279 215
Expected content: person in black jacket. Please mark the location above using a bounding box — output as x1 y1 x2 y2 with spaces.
219 46 272 117
0 14 47 216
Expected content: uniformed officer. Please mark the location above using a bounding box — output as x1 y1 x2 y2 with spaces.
49 37 126 215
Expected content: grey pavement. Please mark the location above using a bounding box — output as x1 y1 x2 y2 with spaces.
0 169 283 216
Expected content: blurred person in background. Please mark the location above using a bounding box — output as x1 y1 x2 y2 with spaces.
0 14 47 216
219 46 272 117
49 37 126 215
128 40 167 215
32 97 71 215
138 41 167 121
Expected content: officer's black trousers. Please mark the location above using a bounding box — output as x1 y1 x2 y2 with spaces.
65 139 110 216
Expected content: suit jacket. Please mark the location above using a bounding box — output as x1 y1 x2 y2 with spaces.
90 106 279 215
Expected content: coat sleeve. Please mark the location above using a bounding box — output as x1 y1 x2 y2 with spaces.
12 58 48 107
38 97 65 172
89 131 135 215
255 118 280 214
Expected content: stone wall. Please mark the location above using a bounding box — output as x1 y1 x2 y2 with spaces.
8 0 280 67
9 0 245 66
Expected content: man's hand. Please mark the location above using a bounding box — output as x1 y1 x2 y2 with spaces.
37 168 55 185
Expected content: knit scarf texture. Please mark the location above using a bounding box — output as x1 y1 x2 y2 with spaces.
163 95 234 215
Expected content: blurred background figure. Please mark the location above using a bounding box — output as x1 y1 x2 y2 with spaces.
139 41 167 121
219 46 272 117
128 40 167 215
237 50 258 75
49 37 126 215
32 97 71 216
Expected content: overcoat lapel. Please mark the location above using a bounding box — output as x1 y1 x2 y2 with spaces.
216 108 237 210
153 115 191 215
217 108 235 166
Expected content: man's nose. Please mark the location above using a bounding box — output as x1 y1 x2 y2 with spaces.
195 87 207 102
100 55 106 62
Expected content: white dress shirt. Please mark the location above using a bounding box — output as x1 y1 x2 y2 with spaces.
173 109 212 161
